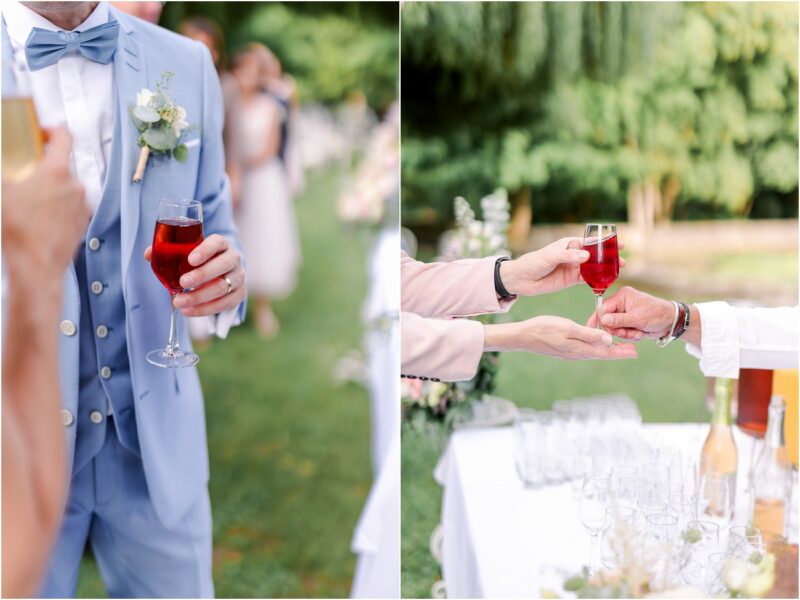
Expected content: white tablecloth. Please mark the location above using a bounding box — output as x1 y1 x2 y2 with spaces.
434 424 796 599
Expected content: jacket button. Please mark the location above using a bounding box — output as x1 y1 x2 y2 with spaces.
89 410 103 424
100 366 112 379
432 378 441 382
91 281 104 295
420 376 429 381
61 409 74 427
60 320 77 336
96 325 108 338
88 237 101 251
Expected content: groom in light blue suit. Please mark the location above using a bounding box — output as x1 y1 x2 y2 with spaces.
2 2 247 596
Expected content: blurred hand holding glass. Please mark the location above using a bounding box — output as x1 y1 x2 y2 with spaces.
2 69 44 181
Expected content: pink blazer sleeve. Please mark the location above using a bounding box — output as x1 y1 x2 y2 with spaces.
401 252 516 318
401 312 484 382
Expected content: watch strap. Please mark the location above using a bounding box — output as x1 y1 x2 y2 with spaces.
494 257 516 301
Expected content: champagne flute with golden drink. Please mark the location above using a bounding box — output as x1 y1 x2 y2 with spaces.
2 66 44 180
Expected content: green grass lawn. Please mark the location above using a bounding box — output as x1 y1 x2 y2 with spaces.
401 280 712 598
77 165 372 598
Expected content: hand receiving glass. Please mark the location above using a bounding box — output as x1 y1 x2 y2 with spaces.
484 315 638 361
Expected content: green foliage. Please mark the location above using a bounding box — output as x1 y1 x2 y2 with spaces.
402 2 799 226
161 2 398 111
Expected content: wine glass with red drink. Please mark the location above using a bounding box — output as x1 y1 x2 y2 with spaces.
146 199 204 368
580 223 619 329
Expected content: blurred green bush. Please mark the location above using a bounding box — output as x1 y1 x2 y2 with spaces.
401 2 798 227
161 2 398 112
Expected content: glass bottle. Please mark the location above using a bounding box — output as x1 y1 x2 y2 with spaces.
751 396 793 537
700 378 738 517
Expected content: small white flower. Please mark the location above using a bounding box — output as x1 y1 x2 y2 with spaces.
172 106 189 137
136 88 155 107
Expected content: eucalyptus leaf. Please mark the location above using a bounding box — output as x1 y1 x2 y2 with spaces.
174 143 188 163
563 576 586 592
143 127 177 151
133 105 160 123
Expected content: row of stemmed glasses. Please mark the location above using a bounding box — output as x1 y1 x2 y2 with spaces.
577 463 761 594
514 397 643 490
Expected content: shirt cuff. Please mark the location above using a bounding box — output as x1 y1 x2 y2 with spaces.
685 301 740 378
192 307 242 340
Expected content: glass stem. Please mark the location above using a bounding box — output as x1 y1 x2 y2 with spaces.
589 532 600 574
166 293 179 357
594 293 604 330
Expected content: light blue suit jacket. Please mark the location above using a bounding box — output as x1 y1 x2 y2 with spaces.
56 7 245 529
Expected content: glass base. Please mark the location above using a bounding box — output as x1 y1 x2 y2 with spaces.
146 348 199 368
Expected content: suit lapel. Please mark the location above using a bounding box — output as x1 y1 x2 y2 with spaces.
110 8 147 287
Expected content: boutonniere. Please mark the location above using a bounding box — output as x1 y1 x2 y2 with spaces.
130 71 194 182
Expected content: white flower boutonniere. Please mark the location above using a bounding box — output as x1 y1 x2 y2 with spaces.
130 71 194 182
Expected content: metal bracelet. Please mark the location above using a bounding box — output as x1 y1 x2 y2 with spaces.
656 301 680 348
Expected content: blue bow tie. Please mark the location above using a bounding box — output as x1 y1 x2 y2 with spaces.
24 20 119 71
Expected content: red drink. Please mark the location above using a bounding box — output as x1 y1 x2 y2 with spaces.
580 234 619 294
151 218 204 294
737 368 773 438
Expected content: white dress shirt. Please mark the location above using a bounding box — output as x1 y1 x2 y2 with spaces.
686 302 799 378
4 1 113 212
3 1 240 339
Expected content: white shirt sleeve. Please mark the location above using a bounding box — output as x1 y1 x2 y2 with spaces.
193 307 242 340
686 302 799 378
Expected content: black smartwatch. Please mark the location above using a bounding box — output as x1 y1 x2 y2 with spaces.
494 257 517 301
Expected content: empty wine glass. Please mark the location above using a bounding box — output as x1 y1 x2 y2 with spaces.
642 462 671 503
637 499 668 528
681 520 721 588
668 491 698 531
727 525 762 560
601 505 637 569
646 513 679 542
617 475 646 511
513 409 548 488
579 475 611 574
610 465 639 495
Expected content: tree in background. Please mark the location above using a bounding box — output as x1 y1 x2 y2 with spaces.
401 2 798 234
161 2 398 113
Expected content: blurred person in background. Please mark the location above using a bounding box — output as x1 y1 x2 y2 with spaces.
2 129 90 597
233 44 301 337
250 43 305 197
179 16 243 208
109 1 161 24
179 16 245 349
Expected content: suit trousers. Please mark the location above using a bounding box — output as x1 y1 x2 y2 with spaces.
39 418 214 598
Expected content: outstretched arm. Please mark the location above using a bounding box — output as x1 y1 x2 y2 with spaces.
587 286 799 377
2 128 89 597
401 237 625 319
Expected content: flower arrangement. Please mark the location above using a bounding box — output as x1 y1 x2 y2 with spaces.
130 71 194 182
723 552 776 598
559 519 776 599
337 104 399 228
438 189 510 260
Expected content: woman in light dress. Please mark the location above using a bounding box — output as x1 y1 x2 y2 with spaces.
232 45 301 337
